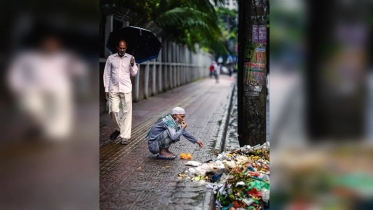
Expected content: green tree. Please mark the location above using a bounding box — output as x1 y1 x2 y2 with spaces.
216 7 238 57
100 0 229 57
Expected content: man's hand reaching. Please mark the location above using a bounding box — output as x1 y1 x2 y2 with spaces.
196 140 204 148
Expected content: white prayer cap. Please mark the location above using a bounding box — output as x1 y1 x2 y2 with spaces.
171 107 185 115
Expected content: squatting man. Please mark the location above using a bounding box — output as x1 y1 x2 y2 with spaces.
147 107 204 159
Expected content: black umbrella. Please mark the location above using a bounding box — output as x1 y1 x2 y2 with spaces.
106 26 163 64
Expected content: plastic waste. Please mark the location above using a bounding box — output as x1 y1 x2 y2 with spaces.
211 173 223 183
222 160 236 169
180 153 193 160
236 156 251 165
185 161 202 167
241 198 254 206
258 174 270 182
235 181 245 187
210 160 226 174
261 189 270 203
194 167 207 176
217 173 230 184
183 142 271 209
187 168 196 174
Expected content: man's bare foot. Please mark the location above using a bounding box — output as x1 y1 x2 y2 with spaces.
166 148 176 157
159 148 176 158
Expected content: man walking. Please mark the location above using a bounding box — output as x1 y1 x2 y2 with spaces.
214 61 220 84
7 33 86 141
147 107 204 159
103 40 138 145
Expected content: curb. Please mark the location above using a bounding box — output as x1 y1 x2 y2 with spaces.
222 83 238 152
207 79 237 210
213 81 237 153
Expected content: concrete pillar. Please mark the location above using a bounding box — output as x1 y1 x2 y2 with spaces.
169 41 173 89
195 50 198 79
152 59 156 96
192 52 194 81
198 49 201 79
164 41 168 91
172 42 176 88
185 48 190 83
190 52 196 82
144 61 149 99
175 44 178 87
175 44 179 87
177 45 181 86
195 52 199 79
187 48 190 83
158 38 163 92
196 52 199 79
134 64 140 102
105 15 113 57
185 47 188 84
181 46 184 85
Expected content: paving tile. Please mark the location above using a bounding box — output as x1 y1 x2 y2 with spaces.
100 76 236 209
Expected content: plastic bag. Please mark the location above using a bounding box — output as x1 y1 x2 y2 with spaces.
194 167 207 176
222 160 236 169
261 189 270 203
236 156 251 165
180 153 193 160
185 161 202 167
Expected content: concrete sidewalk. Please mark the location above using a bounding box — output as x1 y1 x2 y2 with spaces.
100 75 236 209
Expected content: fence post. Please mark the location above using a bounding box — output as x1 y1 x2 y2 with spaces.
172 42 176 88
177 45 182 86
152 59 156 96
164 41 168 91
158 38 162 93
175 43 178 87
168 40 173 89
182 46 185 85
144 61 149 99
188 48 190 83
134 63 140 102
176 45 181 86
184 47 187 84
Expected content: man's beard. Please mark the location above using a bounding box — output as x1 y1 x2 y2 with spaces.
118 52 125 57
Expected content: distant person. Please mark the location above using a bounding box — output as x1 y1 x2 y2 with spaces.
146 107 204 159
103 40 138 145
214 62 220 84
7 33 86 141
209 63 215 78
228 62 233 78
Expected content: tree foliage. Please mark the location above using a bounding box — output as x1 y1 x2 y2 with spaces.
216 7 238 56
100 0 230 57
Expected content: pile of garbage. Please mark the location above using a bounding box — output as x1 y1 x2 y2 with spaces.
179 142 270 210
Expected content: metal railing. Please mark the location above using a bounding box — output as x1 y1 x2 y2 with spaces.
101 15 213 102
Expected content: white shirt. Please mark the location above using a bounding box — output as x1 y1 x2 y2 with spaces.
214 63 220 75
103 53 138 93
8 51 86 93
